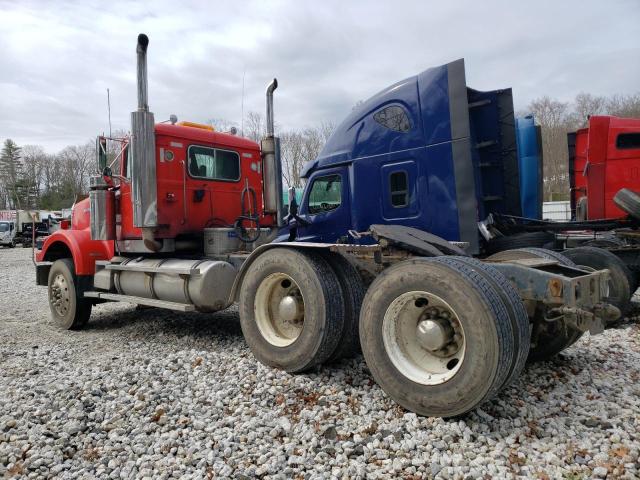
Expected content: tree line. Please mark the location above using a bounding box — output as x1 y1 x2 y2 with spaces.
1 93 638 211
0 140 94 211
525 92 640 201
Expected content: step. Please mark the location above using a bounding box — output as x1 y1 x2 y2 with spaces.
83 292 196 312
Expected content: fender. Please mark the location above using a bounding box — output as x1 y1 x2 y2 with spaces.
37 229 114 276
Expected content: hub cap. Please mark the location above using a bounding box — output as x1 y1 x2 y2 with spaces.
50 273 71 317
255 273 305 347
383 291 465 385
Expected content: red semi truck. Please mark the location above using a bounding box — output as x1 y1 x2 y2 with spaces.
569 115 640 221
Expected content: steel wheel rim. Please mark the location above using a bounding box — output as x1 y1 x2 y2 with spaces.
50 273 71 317
255 272 305 347
383 291 466 385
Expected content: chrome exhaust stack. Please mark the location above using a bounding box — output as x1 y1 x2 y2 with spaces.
261 79 284 226
130 34 159 247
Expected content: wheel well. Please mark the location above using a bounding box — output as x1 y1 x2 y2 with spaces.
44 241 73 262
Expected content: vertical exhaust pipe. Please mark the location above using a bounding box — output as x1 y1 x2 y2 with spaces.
136 34 150 111
261 79 284 226
266 79 277 136
130 33 160 250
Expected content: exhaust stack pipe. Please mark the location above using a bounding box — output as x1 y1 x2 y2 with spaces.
261 79 284 226
266 78 277 136
130 33 159 248
136 34 150 111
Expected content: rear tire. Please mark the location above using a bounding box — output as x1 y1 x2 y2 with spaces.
485 232 554 254
239 248 344 373
432 257 530 388
47 258 92 330
614 188 640 220
359 257 515 417
320 251 365 362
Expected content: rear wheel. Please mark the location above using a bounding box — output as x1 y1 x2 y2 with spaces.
320 251 365 362
47 258 92 329
239 248 344 373
359 258 514 417
613 188 640 220
432 257 530 388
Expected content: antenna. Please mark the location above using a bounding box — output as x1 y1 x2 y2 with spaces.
241 68 245 137
107 88 112 137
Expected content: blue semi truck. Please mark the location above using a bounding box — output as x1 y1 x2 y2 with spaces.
39 36 621 417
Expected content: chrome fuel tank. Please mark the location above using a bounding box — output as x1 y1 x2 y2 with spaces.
113 258 236 312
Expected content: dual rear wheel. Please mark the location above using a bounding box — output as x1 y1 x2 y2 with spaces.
239 248 364 373
241 249 531 417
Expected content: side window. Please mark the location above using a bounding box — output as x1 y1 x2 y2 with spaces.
374 105 411 133
308 174 341 214
389 171 408 207
616 132 640 150
188 146 240 181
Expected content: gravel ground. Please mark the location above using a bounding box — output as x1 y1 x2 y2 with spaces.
1 247 639 479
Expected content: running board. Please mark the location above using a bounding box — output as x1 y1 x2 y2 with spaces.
83 291 196 312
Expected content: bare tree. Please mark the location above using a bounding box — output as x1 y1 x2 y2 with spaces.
280 122 336 189
207 118 239 134
572 93 607 128
606 93 640 118
527 96 572 200
243 111 264 142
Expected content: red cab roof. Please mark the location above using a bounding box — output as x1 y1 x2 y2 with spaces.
155 123 260 150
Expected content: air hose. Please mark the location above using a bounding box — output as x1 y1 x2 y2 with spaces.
235 180 261 243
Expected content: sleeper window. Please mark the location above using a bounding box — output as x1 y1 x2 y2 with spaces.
390 171 409 207
188 146 240 181
616 133 640 150
308 175 342 214
374 105 411 133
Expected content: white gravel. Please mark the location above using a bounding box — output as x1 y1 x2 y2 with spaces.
1 247 639 479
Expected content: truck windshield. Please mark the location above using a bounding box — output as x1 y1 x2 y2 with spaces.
0 223 9 232
308 174 342 214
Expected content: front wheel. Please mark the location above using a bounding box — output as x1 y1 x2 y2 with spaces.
47 258 92 329
359 258 516 417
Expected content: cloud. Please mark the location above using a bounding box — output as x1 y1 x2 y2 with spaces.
0 0 638 152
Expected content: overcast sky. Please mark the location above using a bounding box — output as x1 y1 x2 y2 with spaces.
1 0 638 152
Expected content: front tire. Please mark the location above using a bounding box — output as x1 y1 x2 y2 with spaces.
239 248 345 373
47 258 92 329
359 258 515 417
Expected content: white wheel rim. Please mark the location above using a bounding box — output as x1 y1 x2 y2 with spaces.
254 273 305 347
50 273 71 317
383 291 466 385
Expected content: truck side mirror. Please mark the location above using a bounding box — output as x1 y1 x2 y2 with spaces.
287 186 298 216
96 136 108 172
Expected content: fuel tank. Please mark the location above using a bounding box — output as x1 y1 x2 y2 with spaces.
112 258 236 312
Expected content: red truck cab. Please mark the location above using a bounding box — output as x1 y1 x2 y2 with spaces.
36 123 266 277
569 115 640 220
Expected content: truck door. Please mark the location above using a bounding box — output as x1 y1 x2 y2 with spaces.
296 166 351 243
380 161 419 220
